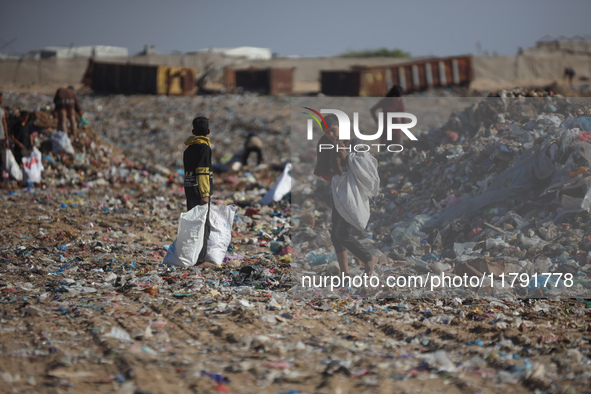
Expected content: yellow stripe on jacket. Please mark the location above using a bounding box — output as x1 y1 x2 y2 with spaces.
195 166 210 197
184 136 211 197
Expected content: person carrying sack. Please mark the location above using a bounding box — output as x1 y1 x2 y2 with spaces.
183 116 215 267
314 114 379 278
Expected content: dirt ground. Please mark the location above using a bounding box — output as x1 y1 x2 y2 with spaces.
1 198 589 394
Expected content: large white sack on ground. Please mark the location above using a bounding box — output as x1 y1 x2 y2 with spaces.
51 131 75 155
260 163 291 204
4 149 22 181
205 204 237 266
22 147 44 183
163 204 209 267
331 152 379 231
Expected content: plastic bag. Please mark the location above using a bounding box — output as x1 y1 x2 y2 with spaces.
51 130 75 155
331 152 379 231
205 204 237 266
4 149 22 181
22 147 43 183
260 163 291 204
163 204 209 267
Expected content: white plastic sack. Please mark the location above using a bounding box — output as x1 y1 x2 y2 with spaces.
163 204 209 267
205 204 237 266
51 130 75 155
22 147 43 183
331 152 380 231
260 163 291 204
4 149 22 181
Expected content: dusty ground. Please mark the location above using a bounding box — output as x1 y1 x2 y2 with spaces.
1 204 590 394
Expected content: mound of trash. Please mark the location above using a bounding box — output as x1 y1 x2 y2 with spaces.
292 93 591 300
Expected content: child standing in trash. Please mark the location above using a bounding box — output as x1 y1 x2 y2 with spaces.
183 116 215 267
314 114 379 278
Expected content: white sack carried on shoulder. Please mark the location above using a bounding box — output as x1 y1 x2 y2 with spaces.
205 204 237 266
22 147 44 183
163 204 209 267
260 163 291 204
4 149 22 181
331 152 380 231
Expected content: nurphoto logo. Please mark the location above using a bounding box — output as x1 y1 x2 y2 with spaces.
303 107 418 152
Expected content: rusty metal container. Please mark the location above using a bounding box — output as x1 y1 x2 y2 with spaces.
156 66 196 95
224 67 293 95
320 55 472 96
358 68 388 97
386 56 472 93
320 71 360 96
321 69 391 96
224 67 236 92
83 60 196 95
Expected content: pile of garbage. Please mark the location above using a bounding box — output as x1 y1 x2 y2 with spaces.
76 93 291 167
1 91 590 392
3 92 291 187
292 94 591 300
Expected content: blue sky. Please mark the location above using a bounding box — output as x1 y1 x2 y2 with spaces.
1 0 590 57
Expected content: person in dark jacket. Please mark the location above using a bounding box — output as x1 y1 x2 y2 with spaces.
183 116 214 266
10 110 33 165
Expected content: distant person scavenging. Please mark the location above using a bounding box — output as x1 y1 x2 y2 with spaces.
54 86 85 136
564 67 576 86
242 131 264 166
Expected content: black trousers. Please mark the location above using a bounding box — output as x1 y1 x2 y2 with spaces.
13 147 25 168
242 146 263 165
330 195 373 264
185 186 211 264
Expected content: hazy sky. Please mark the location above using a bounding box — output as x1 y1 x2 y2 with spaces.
1 0 590 57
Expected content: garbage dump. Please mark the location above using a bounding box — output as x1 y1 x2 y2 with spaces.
0 90 590 392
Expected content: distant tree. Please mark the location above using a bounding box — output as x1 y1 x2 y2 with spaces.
339 48 410 58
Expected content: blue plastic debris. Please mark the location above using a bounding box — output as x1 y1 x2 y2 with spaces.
201 371 231 384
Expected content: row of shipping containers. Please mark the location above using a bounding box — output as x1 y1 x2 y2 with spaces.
83 56 472 96
321 55 473 96
223 56 472 96
84 60 293 96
